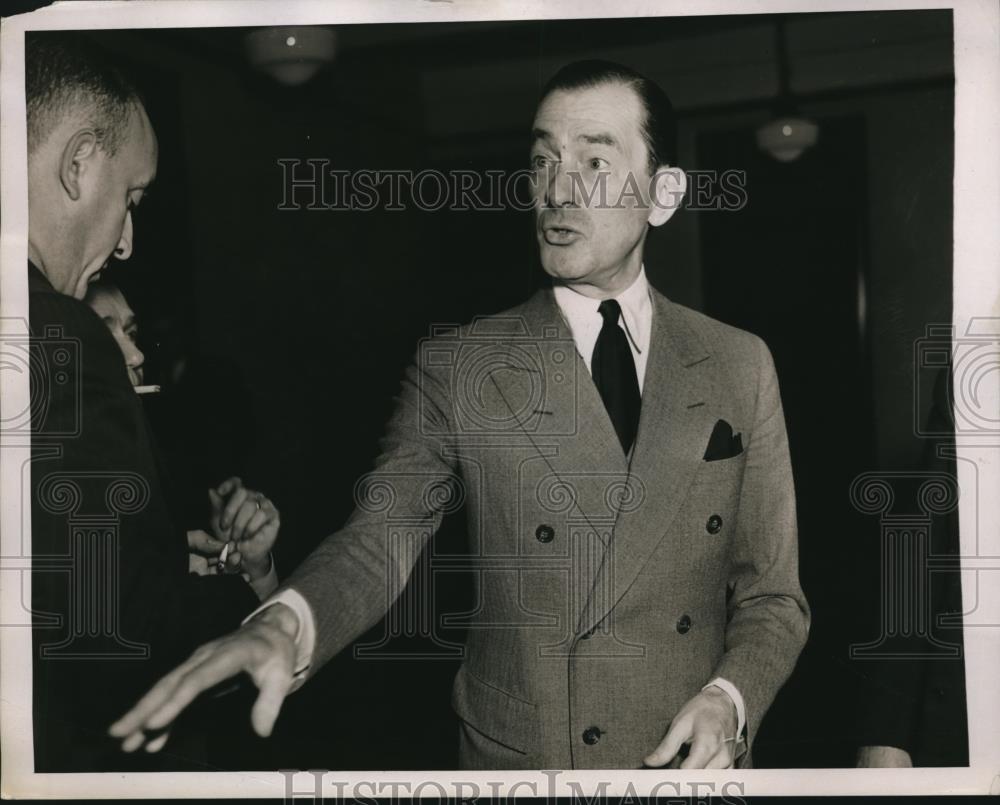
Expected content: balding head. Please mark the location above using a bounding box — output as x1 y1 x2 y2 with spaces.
26 32 142 157
26 33 157 300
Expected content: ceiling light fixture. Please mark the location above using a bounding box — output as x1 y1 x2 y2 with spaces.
244 26 337 87
756 19 819 162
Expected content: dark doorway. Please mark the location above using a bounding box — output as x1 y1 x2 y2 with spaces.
697 115 877 767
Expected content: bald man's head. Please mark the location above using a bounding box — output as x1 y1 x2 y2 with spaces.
26 33 141 157
26 33 157 300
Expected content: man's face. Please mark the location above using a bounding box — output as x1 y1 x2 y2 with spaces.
530 81 656 294
86 285 145 386
71 105 157 300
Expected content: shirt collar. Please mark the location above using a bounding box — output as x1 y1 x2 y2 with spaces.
552 265 651 348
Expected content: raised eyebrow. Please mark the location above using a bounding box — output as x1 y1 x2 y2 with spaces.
578 132 619 148
531 128 556 148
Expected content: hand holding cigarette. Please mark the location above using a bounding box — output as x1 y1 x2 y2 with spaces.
207 477 281 581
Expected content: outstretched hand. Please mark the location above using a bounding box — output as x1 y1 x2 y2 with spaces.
108 603 300 753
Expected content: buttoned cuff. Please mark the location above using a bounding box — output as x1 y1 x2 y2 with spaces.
703 676 746 738
243 587 316 691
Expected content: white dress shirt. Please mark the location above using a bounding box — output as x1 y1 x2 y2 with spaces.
552 265 652 391
551 266 746 741
251 265 747 743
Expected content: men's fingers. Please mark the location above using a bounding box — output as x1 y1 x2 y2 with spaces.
230 500 258 543
242 509 269 542
109 654 199 737
143 643 251 731
221 487 248 531
250 672 291 737
643 716 691 767
679 729 718 769
110 639 246 739
188 553 211 576
226 549 243 571
188 528 225 554
704 745 735 770
144 730 171 753
121 731 145 753
208 487 223 517
215 476 242 497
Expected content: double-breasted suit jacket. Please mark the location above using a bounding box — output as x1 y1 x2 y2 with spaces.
284 283 809 769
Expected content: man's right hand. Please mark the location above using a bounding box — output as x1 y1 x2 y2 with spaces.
108 603 300 753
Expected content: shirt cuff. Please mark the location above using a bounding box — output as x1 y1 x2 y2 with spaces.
246 556 279 600
703 676 746 738
243 587 316 690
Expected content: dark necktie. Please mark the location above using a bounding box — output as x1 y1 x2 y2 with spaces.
591 299 641 454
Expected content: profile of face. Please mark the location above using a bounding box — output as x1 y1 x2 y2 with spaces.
530 81 684 296
86 284 145 386
57 104 158 300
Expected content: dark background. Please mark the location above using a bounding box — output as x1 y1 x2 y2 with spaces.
58 10 955 769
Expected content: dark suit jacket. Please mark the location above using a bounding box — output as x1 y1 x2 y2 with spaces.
282 285 809 769
28 264 259 771
855 366 968 766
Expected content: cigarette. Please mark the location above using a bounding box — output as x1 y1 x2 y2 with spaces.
217 542 230 572
134 385 161 395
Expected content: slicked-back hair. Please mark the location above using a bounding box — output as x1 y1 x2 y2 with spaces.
25 32 142 157
539 60 678 175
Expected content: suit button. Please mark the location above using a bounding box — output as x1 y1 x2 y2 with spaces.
706 515 723 534
535 524 555 543
676 614 692 634
582 726 602 745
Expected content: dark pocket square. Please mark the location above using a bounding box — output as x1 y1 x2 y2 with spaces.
703 419 744 461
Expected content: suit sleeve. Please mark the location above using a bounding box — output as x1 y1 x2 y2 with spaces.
710 336 810 758
30 293 259 770
278 348 458 678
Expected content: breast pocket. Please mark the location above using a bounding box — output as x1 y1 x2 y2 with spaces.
691 451 747 488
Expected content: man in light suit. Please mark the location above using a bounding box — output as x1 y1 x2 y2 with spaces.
111 60 809 770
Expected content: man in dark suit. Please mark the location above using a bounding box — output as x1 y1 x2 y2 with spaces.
112 60 809 770
26 33 278 771
855 366 968 767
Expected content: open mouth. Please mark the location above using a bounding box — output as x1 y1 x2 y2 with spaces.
543 225 581 245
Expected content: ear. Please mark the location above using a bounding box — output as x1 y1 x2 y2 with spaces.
647 167 687 228
59 129 101 202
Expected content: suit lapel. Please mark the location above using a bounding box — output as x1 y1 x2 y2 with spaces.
482 288 626 474
576 290 717 636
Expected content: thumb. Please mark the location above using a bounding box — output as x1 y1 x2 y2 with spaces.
187 528 226 554
645 717 691 767
250 672 290 737
208 487 223 511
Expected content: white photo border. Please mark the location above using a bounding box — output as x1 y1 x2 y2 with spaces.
1 0 997 797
